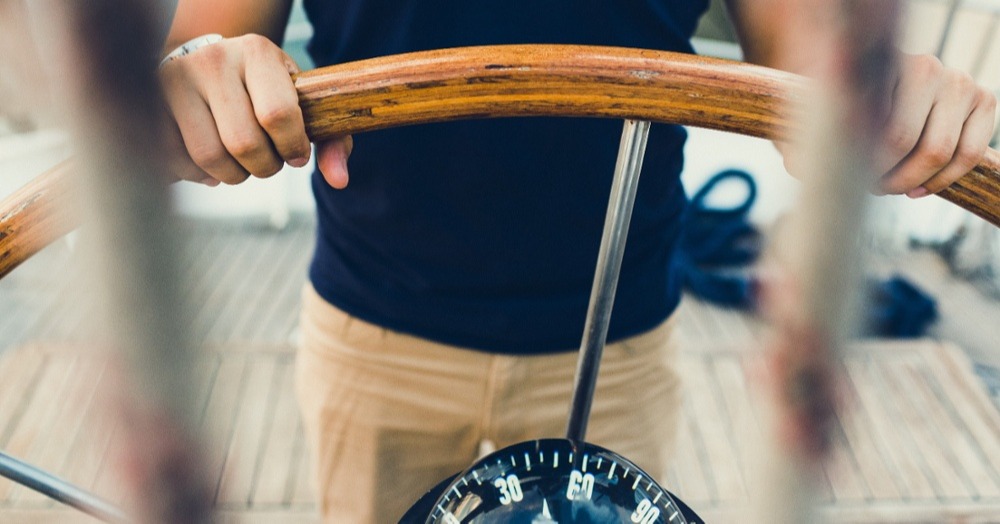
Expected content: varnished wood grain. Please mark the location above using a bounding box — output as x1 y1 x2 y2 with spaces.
0 161 76 279
937 148 1000 229
1 45 998 282
294 45 801 141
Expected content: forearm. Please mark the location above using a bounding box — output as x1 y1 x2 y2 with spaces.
165 0 294 52
723 0 838 74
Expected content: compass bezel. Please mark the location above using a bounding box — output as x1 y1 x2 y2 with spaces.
402 438 702 524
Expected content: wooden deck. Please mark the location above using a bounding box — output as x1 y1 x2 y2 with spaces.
2 338 998 523
1 220 999 523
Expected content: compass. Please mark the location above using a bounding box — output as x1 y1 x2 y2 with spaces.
401 439 702 524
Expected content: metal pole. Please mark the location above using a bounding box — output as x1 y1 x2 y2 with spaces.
969 11 999 79
566 119 650 442
0 451 129 523
936 0 963 58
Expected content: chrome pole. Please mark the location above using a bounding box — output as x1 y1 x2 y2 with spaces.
0 451 129 523
566 119 650 442
935 0 963 58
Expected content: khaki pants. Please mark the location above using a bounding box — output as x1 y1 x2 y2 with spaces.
295 284 682 523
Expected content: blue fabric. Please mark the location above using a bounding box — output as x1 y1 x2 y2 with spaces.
866 276 938 338
302 1 710 353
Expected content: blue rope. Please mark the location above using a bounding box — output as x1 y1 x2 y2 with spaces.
675 169 938 338
674 169 761 308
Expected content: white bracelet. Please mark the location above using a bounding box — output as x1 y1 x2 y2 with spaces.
158 34 224 68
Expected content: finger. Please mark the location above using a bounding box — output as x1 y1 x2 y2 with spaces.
875 55 940 178
162 119 218 185
915 91 996 196
201 70 284 179
317 136 353 189
172 152 221 186
879 73 977 195
244 49 311 168
165 85 250 185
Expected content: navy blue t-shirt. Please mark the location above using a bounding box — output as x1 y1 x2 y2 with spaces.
303 1 709 353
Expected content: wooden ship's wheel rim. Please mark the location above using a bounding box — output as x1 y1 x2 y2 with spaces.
295 45 799 140
2 44 999 280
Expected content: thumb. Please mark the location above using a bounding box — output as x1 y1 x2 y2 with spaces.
773 139 804 180
317 135 353 189
281 49 301 75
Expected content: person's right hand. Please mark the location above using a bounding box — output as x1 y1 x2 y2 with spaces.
159 34 353 189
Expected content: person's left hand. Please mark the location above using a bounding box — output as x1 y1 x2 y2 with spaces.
875 53 996 198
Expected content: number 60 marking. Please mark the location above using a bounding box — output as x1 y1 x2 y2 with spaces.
566 470 595 501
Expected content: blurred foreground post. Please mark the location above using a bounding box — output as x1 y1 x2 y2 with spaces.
15 0 215 522
747 1 900 523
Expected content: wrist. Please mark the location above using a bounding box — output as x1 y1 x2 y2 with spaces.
159 34 224 68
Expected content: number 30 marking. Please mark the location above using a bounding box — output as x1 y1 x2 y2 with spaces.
494 475 523 505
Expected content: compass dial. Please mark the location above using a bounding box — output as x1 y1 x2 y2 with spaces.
423 439 697 524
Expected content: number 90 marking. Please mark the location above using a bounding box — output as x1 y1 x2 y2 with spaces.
631 498 661 523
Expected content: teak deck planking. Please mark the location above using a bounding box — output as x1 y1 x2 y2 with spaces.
1 221 999 522
0 337 998 523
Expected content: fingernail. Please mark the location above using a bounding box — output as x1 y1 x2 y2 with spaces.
906 186 929 199
201 178 220 187
289 156 309 168
333 157 349 188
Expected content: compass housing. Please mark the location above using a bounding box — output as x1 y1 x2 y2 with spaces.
401 439 703 523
